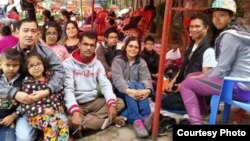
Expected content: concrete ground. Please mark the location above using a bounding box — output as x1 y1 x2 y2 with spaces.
75 105 250 141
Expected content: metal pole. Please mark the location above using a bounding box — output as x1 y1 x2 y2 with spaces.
91 0 95 30
152 0 173 140
80 0 83 21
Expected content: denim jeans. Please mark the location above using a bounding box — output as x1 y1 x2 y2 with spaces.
0 125 15 141
15 115 37 141
117 82 151 123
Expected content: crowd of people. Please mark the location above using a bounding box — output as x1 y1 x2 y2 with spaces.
0 0 250 140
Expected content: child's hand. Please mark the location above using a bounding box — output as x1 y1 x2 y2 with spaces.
44 108 54 115
58 106 65 113
0 113 17 126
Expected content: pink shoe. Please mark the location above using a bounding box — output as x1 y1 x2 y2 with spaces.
133 119 149 138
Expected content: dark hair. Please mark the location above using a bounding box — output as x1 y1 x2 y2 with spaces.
122 36 141 59
144 35 155 43
189 13 210 28
209 8 234 17
17 18 38 30
10 22 19 33
42 9 54 22
80 31 97 42
64 20 79 37
0 48 23 74
42 21 62 42
0 25 12 36
61 9 71 21
23 52 48 77
104 27 118 38
0 48 22 61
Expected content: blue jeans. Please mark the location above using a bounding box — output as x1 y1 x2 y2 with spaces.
15 115 37 141
117 82 151 123
0 125 15 141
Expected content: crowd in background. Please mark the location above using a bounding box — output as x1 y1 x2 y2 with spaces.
0 0 250 140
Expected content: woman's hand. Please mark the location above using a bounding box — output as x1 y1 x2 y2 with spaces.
126 88 139 100
138 89 151 100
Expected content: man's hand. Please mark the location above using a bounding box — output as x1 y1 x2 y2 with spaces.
108 105 117 123
15 91 36 104
0 113 17 126
30 89 50 101
71 112 84 130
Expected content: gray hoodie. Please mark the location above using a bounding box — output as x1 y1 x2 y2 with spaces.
63 50 117 114
207 29 250 89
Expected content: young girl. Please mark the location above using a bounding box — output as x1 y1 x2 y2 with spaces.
112 37 153 138
41 21 69 61
21 52 69 140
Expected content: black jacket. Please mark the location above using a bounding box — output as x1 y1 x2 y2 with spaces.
176 35 211 83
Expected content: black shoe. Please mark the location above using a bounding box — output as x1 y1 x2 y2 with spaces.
158 115 177 136
179 118 190 125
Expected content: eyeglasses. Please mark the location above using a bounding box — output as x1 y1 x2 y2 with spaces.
81 42 96 48
28 62 43 70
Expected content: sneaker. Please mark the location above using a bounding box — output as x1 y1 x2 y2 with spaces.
179 118 190 125
133 119 149 138
179 114 191 125
158 115 177 136
143 113 153 131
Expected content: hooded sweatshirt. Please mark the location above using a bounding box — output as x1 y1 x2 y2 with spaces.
207 29 250 90
63 49 116 114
